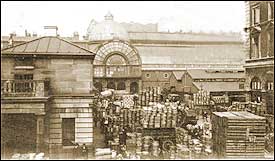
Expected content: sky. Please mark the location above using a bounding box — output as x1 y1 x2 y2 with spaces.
1 1 246 38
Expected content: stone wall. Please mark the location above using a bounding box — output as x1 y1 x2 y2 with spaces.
1 58 14 80
47 58 93 95
49 97 94 159
1 103 45 115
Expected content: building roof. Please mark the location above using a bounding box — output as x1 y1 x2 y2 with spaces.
140 56 173 64
1 36 95 55
172 71 185 80
135 44 245 65
129 32 243 43
212 111 265 120
193 81 244 92
188 69 245 79
141 64 244 70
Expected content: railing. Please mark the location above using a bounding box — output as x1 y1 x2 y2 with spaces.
1 80 49 97
94 65 142 78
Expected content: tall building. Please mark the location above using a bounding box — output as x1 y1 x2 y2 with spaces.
244 1 274 115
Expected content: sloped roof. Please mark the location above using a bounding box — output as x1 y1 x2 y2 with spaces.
212 111 265 119
193 81 244 92
188 70 245 79
136 44 245 65
172 71 185 80
129 32 243 42
1 36 95 55
140 56 173 64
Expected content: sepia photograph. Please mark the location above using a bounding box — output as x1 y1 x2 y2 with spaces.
1 1 274 160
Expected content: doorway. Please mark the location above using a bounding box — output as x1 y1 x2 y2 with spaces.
1 114 37 159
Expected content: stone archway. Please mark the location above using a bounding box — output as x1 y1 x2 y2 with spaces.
94 82 103 92
117 82 126 90
130 82 139 94
107 81 116 90
250 76 262 103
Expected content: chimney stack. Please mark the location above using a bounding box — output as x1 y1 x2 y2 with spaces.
33 32 37 37
44 26 58 36
73 32 79 40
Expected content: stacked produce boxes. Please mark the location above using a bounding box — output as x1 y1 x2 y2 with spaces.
212 111 266 159
142 103 178 128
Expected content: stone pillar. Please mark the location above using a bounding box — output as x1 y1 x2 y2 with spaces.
126 80 130 93
245 77 251 102
35 81 44 97
36 115 44 153
138 80 142 94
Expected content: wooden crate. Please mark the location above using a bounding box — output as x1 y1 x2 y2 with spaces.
211 111 266 159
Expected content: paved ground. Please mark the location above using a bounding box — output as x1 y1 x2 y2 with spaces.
93 127 106 148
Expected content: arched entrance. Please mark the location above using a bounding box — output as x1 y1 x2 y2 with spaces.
94 82 103 92
107 81 116 90
130 82 139 94
93 40 142 93
117 82 126 90
250 77 262 103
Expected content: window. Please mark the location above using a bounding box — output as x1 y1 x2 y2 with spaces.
163 73 168 78
267 82 274 91
14 74 34 92
106 54 126 65
258 34 261 58
62 118 75 146
94 67 104 77
268 2 274 20
14 74 33 80
266 73 274 91
251 36 260 58
15 57 33 66
251 77 262 90
252 6 260 25
146 73 150 78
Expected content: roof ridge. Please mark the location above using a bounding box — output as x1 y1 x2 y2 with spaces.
1 36 95 55
56 36 95 54
1 36 44 51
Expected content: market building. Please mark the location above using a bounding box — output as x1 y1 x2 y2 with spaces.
2 13 246 96
1 12 251 159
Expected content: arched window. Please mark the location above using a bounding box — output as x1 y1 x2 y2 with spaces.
251 77 262 90
266 72 274 91
106 54 126 65
130 82 139 94
107 82 116 89
94 82 103 92
117 82 126 90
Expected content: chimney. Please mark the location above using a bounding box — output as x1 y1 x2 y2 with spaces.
73 32 79 40
44 26 58 36
33 32 37 37
8 33 14 47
